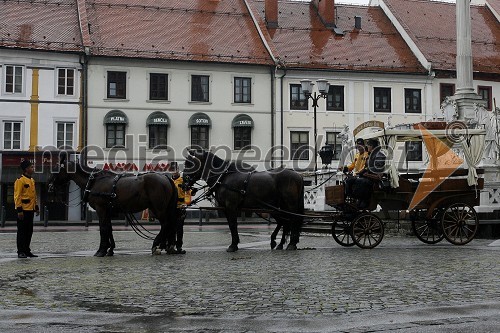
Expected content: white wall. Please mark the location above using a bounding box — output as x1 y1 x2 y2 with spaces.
86 58 273 170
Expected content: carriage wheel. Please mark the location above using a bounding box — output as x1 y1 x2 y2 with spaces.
331 220 355 247
412 210 444 244
441 203 478 245
351 213 384 249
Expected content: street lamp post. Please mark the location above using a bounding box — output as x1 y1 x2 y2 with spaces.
300 79 330 185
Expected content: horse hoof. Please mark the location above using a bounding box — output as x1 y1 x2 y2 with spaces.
106 250 114 257
270 240 277 249
286 244 297 251
166 245 176 254
226 245 238 252
275 244 284 250
94 250 106 257
152 246 162 255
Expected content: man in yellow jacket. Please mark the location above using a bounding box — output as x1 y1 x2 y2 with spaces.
14 159 40 258
172 171 196 254
343 138 368 174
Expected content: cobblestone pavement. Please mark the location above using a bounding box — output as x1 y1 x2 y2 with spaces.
0 225 499 332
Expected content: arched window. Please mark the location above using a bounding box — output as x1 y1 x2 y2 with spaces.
103 110 128 148
147 112 169 149
188 113 211 150
232 114 253 150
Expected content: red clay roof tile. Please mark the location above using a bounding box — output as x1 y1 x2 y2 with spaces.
383 0 500 74
0 0 83 52
85 0 273 65
249 0 426 73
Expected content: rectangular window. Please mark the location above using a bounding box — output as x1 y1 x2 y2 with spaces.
3 121 21 150
327 85 344 111
107 71 127 99
290 131 309 160
56 122 74 149
149 73 168 100
191 75 209 102
149 125 168 149
374 87 391 112
290 84 308 110
234 77 251 103
405 141 422 161
478 86 492 111
326 132 342 160
106 124 125 148
191 126 209 149
234 127 251 150
5 65 23 94
440 83 455 104
57 68 75 95
405 88 422 113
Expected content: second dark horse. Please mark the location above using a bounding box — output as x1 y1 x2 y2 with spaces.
183 151 304 252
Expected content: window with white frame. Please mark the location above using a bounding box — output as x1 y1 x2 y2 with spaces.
405 88 422 113
234 77 251 103
5 65 23 94
290 131 309 160
374 87 391 113
191 75 210 102
57 68 75 96
326 132 342 160
3 121 22 150
107 71 127 99
56 122 74 149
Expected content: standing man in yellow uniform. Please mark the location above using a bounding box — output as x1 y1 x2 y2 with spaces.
172 171 196 254
14 160 40 258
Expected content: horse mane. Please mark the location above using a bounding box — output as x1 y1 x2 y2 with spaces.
204 152 255 173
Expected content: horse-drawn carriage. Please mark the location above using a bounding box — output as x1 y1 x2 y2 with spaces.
324 124 486 249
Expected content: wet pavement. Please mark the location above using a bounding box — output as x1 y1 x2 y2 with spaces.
0 224 499 332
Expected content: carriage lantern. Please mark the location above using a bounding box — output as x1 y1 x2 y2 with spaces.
319 145 334 167
300 79 330 184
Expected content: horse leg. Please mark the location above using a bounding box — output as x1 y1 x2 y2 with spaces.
95 208 111 257
106 224 115 256
277 222 289 250
286 219 300 251
270 223 281 249
226 212 240 252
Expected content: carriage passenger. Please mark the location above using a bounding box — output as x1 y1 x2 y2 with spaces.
342 138 368 174
345 138 386 209
171 171 196 254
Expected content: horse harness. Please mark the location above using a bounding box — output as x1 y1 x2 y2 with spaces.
206 169 255 198
83 170 125 206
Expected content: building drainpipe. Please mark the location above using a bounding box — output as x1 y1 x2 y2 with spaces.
279 68 287 167
79 48 89 221
270 66 275 168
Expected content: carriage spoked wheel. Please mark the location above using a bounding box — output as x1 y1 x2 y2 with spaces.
441 203 479 245
411 209 444 244
331 220 355 247
351 213 384 249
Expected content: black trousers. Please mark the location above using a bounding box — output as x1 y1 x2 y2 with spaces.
175 208 187 249
17 210 34 254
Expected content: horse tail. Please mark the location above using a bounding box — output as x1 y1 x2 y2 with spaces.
167 175 178 221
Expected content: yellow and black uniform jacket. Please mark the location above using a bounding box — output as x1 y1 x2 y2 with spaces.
14 174 38 212
174 177 191 208
347 151 368 174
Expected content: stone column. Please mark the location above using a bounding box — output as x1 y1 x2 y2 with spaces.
454 0 483 120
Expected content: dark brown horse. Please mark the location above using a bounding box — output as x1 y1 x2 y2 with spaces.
48 156 177 257
183 151 304 252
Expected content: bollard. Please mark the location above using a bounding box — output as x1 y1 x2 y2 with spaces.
44 206 49 227
198 208 203 226
1 206 5 228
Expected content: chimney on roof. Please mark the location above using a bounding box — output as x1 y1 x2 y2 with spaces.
265 0 278 29
313 0 335 28
354 16 361 30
